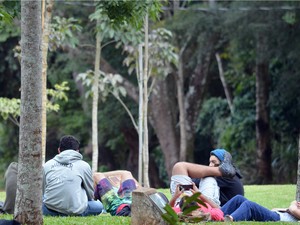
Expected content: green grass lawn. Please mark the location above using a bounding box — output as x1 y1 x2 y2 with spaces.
0 185 298 224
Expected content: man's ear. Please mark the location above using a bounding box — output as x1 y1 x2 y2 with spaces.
58 148 61 154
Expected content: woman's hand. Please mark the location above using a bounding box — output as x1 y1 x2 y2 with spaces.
174 184 184 198
191 182 200 193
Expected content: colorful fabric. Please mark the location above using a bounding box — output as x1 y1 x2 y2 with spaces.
96 178 136 216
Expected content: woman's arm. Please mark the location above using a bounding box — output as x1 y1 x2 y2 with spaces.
191 183 220 208
169 185 184 207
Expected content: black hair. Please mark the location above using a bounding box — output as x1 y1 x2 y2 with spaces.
59 135 80 151
179 196 197 212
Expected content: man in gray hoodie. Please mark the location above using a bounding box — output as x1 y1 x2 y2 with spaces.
42 135 103 216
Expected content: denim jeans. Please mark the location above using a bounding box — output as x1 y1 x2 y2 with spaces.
221 195 280 221
42 200 103 217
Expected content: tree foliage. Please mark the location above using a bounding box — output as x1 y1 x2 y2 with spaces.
1 0 300 186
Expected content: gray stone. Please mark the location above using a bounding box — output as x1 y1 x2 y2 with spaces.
131 187 168 225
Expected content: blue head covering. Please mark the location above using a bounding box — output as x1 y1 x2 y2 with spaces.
210 149 227 162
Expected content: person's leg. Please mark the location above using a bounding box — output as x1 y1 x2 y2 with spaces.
172 151 235 178
80 200 103 216
221 195 248 215
93 172 123 216
222 196 280 221
102 170 139 186
115 171 137 197
172 162 221 177
2 162 18 214
170 175 193 196
42 203 67 216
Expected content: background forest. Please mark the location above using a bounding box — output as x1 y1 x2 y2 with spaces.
0 0 299 189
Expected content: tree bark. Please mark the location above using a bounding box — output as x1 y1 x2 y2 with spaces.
143 14 150 187
215 52 234 115
92 17 101 172
15 1 43 224
296 133 300 201
149 77 179 178
185 45 214 162
138 44 144 184
255 32 272 183
41 0 54 164
177 45 187 161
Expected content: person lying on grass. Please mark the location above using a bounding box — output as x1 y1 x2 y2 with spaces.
222 195 300 222
93 170 140 216
169 182 224 221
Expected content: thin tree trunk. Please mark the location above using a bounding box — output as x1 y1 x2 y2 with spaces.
41 0 54 164
296 133 300 201
15 1 43 224
255 32 272 183
92 18 101 172
138 44 144 184
143 13 150 187
177 45 187 161
215 52 234 115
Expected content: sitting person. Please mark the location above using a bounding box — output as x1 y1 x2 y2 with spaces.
93 170 139 216
174 148 244 206
170 155 226 221
43 135 103 216
221 195 300 222
0 162 18 214
193 149 244 206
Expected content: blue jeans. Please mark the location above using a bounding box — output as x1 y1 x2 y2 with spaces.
42 200 103 217
221 195 280 221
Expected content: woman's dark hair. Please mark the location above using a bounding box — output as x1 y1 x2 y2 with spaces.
59 135 80 151
179 196 197 211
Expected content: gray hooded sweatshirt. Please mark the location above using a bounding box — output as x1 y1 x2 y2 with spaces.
43 150 94 215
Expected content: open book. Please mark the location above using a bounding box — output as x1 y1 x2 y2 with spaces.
107 175 122 188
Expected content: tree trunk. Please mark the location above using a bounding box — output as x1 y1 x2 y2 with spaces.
41 0 54 164
138 44 144 184
99 40 215 178
215 52 234 115
296 133 300 201
15 1 43 224
177 47 187 161
92 16 102 172
149 77 180 178
185 46 214 162
143 13 150 187
255 33 272 184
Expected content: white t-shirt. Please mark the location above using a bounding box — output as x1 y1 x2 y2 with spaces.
277 211 298 222
170 174 220 206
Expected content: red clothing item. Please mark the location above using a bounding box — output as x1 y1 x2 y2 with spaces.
173 202 224 221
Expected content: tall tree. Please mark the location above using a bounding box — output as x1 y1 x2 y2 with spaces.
15 0 43 224
142 13 150 187
41 0 54 164
255 28 272 184
297 133 300 201
91 5 101 172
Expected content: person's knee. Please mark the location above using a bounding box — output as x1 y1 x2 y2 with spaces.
93 173 105 183
120 170 134 180
172 162 188 175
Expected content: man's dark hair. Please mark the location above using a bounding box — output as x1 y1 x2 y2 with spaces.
59 135 80 151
